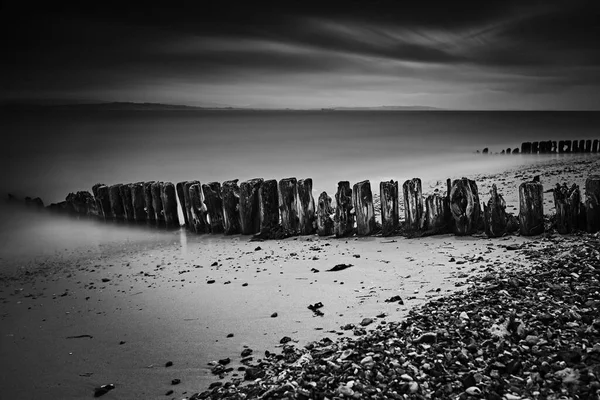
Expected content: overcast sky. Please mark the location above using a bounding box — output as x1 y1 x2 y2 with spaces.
2 1 599 109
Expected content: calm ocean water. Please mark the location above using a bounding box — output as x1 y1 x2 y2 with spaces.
1 110 599 271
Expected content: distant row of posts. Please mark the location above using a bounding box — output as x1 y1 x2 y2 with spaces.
55 174 600 239
480 139 600 155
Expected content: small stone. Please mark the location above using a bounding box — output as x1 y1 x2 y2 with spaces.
241 348 252 357
101 278 110 282
338 385 354 396
408 381 419 393
254 246 262 251
360 356 373 364
206 280 215 284
360 318 373 326
226 333 234 338
280 336 292 344
218 358 231 365
271 312 278 318
165 361 173 367
93 384 115 397
165 389 173 395
465 386 481 396
171 379 181 385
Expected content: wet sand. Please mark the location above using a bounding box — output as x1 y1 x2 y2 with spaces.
0 154 598 399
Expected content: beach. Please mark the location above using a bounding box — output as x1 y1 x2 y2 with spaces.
1 153 598 399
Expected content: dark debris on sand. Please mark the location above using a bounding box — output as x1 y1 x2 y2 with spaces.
189 233 600 400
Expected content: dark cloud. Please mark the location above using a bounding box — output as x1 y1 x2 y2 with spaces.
1 0 599 108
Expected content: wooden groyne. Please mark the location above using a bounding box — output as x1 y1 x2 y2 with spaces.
480 139 600 155
12 174 600 239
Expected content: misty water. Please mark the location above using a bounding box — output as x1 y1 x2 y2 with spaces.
1 110 599 273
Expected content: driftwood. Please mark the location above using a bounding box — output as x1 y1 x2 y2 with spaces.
483 184 507 238
150 182 165 225
297 178 316 235
259 179 279 234
176 182 189 228
120 184 135 222
222 180 241 235
278 178 299 234
131 182 146 222
189 183 210 233
95 185 112 220
239 178 263 235
425 194 446 232
161 182 180 228
317 191 335 236
586 176 600 233
108 184 125 221
519 180 544 236
403 178 425 231
334 181 354 238
143 181 155 224
553 183 584 234
183 181 200 230
380 180 398 236
202 182 224 234
353 180 375 236
450 178 481 235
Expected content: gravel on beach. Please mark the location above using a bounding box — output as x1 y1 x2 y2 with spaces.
193 232 600 399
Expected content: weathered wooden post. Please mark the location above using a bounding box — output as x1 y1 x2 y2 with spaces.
151 182 165 226
505 147 511 155
278 178 299 234
380 180 398 236
239 178 263 235
519 179 544 236
425 194 446 232
593 139 599 153
483 184 507 238
585 139 592 153
317 191 335 236
297 178 316 235
259 179 279 234
512 148 519 154
202 182 224 233
573 140 580 153
161 182 180 228
482 148 489 154
551 141 557 153
579 140 586 152
143 181 156 224
119 184 135 222
450 178 482 235
109 184 125 221
189 183 210 233
352 180 375 236
531 142 539 154
521 142 531 154
94 184 112 220
131 182 146 223
558 140 565 153
403 178 425 231
586 176 600 233
334 181 354 237
222 179 241 235
176 182 189 228
564 140 572 153
92 183 104 219
183 181 200 230
554 183 583 234
66 191 96 217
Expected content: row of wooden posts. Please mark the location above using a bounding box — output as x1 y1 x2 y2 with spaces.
77 175 600 239
481 139 600 155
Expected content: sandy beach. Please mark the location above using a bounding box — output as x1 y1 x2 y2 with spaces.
1 154 599 399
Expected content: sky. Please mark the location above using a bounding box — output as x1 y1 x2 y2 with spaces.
1 1 599 110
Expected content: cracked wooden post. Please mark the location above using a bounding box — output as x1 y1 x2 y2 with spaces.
403 178 425 231
176 182 189 228
143 181 156 224
450 178 482 235
94 184 112 220
297 178 316 235
92 183 104 219
586 175 600 233
189 183 210 233
222 179 241 235
239 178 263 235
259 179 279 235
483 184 507 238
519 179 544 236
334 181 354 237
352 180 375 236
551 141 557 153
558 140 565 153
183 181 200 230
202 182 224 234
119 184 135 222
278 177 299 234
425 194 446 232
380 180 399 236
109 184 125 221
131 182 146 223
593 139 599 153
317 191 334 236
161 182 180 228
151 182 165 226
554 183 583 234
564 140 572 153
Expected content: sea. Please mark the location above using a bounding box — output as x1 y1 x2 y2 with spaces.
1 109 599 272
